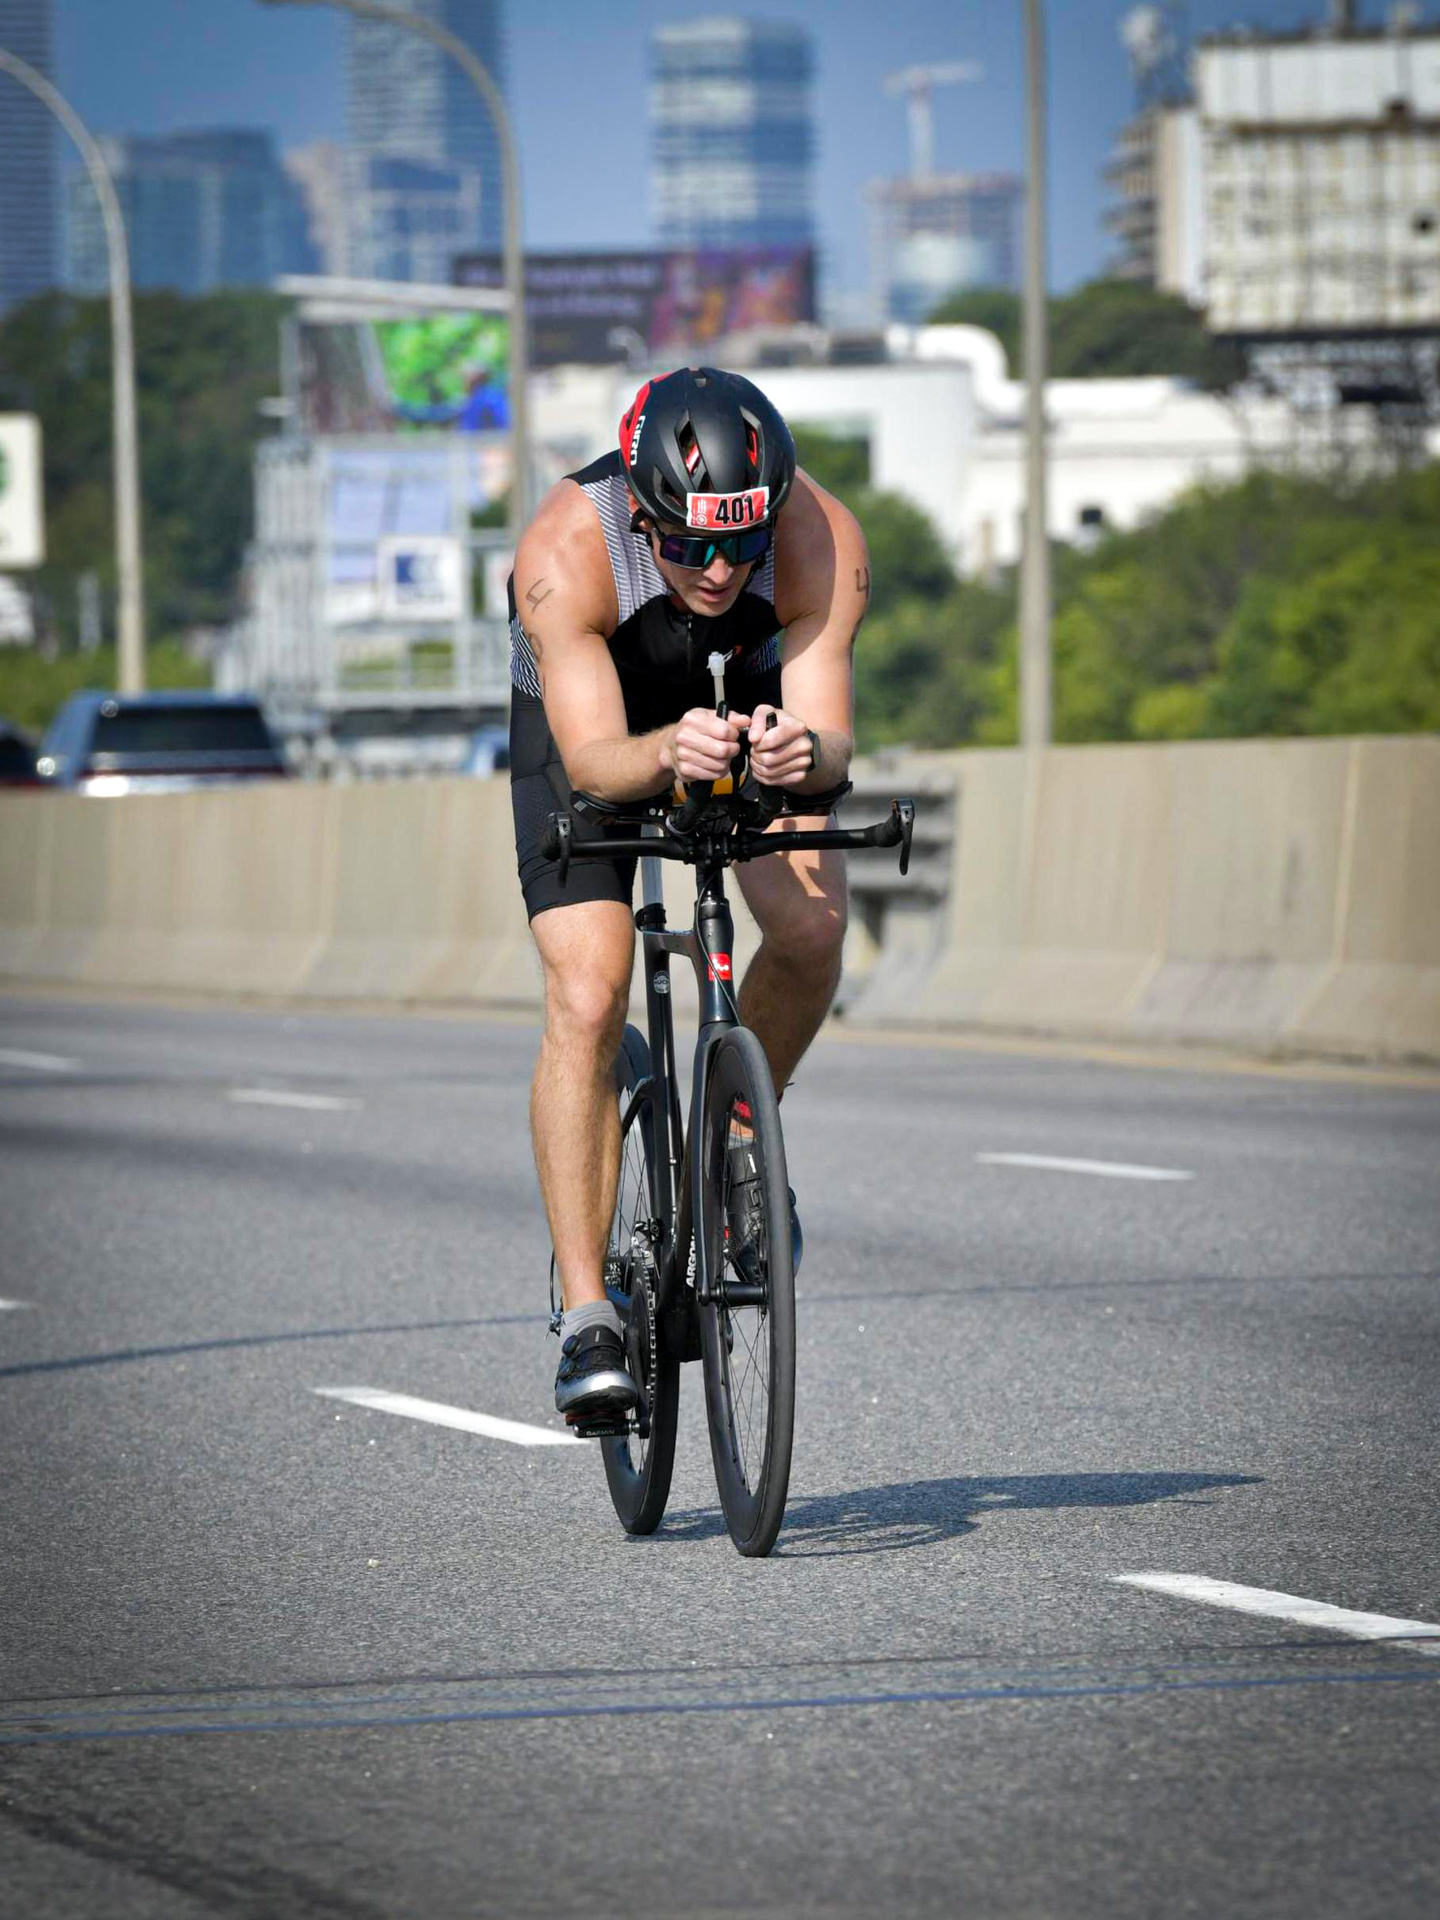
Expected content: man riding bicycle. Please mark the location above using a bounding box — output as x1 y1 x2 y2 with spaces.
508 366 869 1425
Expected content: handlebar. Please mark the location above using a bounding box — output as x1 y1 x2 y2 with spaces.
539 786 915 884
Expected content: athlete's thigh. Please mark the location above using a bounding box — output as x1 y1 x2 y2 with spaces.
735 817 848 948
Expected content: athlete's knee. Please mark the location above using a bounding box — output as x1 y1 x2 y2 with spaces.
543 961 629 1054
760 895 847 975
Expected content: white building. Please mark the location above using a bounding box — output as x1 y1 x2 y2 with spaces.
1197 23 1440 338
527 328 1305 575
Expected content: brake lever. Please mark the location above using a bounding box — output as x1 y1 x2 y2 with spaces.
896 799 915 876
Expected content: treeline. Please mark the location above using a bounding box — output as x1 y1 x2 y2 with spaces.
794 430 1440 749
927 279 1247 390
0 287 284 649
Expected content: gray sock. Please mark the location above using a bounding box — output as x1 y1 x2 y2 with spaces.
560 1300 623 1345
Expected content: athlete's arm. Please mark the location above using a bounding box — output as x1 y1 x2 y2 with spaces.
749 469 868 794
514 483 745 801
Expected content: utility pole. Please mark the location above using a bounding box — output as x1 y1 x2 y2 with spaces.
0 47 145 691
260 0 531 538
1020 0 1052 748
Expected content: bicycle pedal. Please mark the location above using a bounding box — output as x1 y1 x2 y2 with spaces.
566 1415 636 1440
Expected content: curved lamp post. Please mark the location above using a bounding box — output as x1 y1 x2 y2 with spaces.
0 47 145 691
259 0 531 538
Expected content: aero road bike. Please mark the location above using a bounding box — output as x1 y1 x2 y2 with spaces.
541 663 913 1557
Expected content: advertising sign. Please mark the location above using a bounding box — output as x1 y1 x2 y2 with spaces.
453 248 816 366
0 415 45 569
376 535 465 622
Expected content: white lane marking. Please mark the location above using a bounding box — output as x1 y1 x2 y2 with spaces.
0 1048 78 1073
976 1151 1193 1182
228 1088 356 1113
0 1299 34 1311
1117 1573 1440 1653
314 1386 585 1448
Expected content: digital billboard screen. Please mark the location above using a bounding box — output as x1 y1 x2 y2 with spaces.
296 310 510 435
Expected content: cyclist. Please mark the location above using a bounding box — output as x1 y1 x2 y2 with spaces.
508 366 869 1424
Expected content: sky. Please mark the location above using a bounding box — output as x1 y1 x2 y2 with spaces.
48 0 1430 302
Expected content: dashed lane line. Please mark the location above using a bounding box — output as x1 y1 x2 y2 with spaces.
228 1087 356 1113
1117 1573 1440 1655
314 1385 584 1448
977 1151 1193 1182
0 1299 33 1312
0 1048 78 1073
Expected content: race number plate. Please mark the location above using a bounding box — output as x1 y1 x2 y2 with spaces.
685 488 769 531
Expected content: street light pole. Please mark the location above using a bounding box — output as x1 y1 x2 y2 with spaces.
1019 0 1051 748
0 47 145 691
259 0 530 541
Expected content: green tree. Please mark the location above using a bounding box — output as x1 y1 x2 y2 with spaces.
927 278 1245 389
0 287 284 650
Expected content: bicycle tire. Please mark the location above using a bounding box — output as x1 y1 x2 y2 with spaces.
601 1024 680 1534
697 1026 796 1557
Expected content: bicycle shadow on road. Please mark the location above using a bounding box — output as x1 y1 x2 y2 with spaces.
662 1470 1261 1558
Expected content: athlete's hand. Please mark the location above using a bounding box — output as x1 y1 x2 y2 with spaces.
746 705 816 788
666 707 750 784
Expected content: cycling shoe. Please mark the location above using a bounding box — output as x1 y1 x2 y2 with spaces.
554 1323 642 1421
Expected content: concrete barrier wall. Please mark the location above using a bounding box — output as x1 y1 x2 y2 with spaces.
1 734 1435 1062
855 734 1438 1061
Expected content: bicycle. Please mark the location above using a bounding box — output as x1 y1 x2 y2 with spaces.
541 669 913 1557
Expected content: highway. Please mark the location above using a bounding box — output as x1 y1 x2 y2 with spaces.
2 992 1438 1918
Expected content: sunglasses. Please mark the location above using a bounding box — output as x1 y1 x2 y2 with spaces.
651 525 772 570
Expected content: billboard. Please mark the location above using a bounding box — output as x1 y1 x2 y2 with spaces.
296 310 510 435
453 248 816 366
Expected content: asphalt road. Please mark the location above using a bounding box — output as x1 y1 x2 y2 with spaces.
2 992 1438 1919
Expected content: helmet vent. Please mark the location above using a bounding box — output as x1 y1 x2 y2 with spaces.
678 419 705 481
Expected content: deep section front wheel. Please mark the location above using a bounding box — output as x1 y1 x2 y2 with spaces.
698 1026 796 1557
601 1024 680 1534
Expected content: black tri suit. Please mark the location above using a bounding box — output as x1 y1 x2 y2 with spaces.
508 449 785 920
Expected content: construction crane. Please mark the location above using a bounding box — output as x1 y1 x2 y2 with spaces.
884 62 982 180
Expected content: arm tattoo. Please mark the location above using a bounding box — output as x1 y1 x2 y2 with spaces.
525 578 555 613
855 565 871 603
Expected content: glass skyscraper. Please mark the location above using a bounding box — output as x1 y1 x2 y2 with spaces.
651 19 814 252
66 131 316 298
0 0 57 316
345 0 506 283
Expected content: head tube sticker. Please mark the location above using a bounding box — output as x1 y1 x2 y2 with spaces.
685 488 769 531
706 952 734 982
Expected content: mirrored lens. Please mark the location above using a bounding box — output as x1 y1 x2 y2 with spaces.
657 526 772 570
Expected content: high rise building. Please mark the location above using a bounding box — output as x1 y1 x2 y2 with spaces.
66 131 316 297
869 174 1024 323
345 0 506 283
0 0 58 316
651 19 814 251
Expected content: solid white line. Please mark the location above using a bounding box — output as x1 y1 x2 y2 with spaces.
228 1088 355 1113
976 1151 1193 1182
1116 1573 1440 1651
0 1299 33 1312
0 1048 77 1073
314 1386 585 1448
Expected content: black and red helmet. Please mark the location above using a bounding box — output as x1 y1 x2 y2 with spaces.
619 367 796 533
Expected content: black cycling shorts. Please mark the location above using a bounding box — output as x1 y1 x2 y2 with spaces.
509 670 783 920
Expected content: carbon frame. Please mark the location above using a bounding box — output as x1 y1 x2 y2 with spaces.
631 833 741 1355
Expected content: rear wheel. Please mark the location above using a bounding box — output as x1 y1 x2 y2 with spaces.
601 1025 680 1534
697 1027 796 1558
